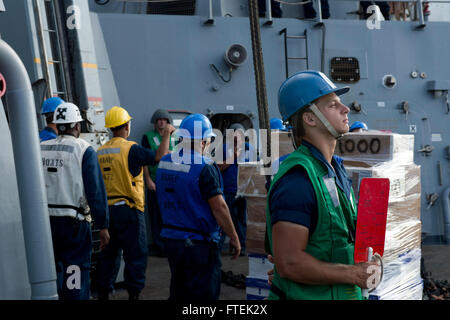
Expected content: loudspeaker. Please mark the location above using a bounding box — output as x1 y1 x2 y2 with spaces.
224 44 247 69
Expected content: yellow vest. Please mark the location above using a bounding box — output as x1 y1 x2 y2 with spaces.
97 137 145 212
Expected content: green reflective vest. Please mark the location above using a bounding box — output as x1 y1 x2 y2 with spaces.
144 130 175 181
266 144 362 300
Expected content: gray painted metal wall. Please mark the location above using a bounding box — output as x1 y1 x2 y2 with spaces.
94 13 259 140
0 0 43 125
89 13 121 113
0 1 448 260
92 13 449 242
0 99 31 299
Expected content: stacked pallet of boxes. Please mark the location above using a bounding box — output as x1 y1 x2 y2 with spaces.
237 130 294 300
335 132 423 300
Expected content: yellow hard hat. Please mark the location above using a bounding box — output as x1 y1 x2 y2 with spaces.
105 106 132 128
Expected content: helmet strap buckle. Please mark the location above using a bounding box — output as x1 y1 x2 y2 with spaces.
309 104 343 140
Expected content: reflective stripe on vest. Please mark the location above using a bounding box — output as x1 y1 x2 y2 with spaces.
41 135 90 219
158 160 191 173
266 145 361 300
97 137 145 212
97 148 120 155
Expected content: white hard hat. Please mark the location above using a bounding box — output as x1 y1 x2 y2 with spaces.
53 102 84 124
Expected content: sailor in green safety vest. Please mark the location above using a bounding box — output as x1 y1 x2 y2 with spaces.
142 109 176 257
266 71 380 300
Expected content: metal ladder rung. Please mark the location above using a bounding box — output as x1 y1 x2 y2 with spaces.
280 28 309 79
34 0 70 100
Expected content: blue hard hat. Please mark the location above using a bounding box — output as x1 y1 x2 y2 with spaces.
42 97 64 114
349 121 368 132
278 70 349 121
270 118 287 131
177 113 216 140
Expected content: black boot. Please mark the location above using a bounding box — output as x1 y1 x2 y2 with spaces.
128 291 141 300
97 289 110 300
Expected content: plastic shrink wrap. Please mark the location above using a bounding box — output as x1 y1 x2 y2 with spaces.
237 130 294 255
237 131 294 299
337 132 423 300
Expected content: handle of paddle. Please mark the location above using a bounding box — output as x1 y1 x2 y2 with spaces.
362 247 373 299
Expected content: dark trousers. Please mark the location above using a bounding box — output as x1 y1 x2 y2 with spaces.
258 0 283 18
164 238 222 300
220 193 247 251
96 205 148 295
303 0 330 19
147 189 164 253
50 216 92 300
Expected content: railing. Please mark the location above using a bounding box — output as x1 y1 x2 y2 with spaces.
264 0 450 28
109 0 449 28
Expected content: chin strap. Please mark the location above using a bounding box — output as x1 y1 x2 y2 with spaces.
289 131 299 150
309 103 343 140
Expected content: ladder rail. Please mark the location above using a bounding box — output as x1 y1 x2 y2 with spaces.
45 0 70 100
33 0 53 99
33 0 71 100
280 28 289 79
53 0 74 102
305 29 309 69
280 28 309 79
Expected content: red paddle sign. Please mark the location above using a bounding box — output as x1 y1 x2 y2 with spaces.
354 178 390 263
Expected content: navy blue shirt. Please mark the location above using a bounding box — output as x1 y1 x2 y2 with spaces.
141 135 151 149
269 140 353 234
199 164 223 201
81 146 109 229
128 144 157 177
130 144 221 200
39 127 57 142
221 142 257 194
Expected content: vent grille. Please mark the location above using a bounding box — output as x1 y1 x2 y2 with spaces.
147 0 196 16
330 57 360 83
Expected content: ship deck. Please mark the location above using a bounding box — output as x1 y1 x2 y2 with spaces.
105 245 450 300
